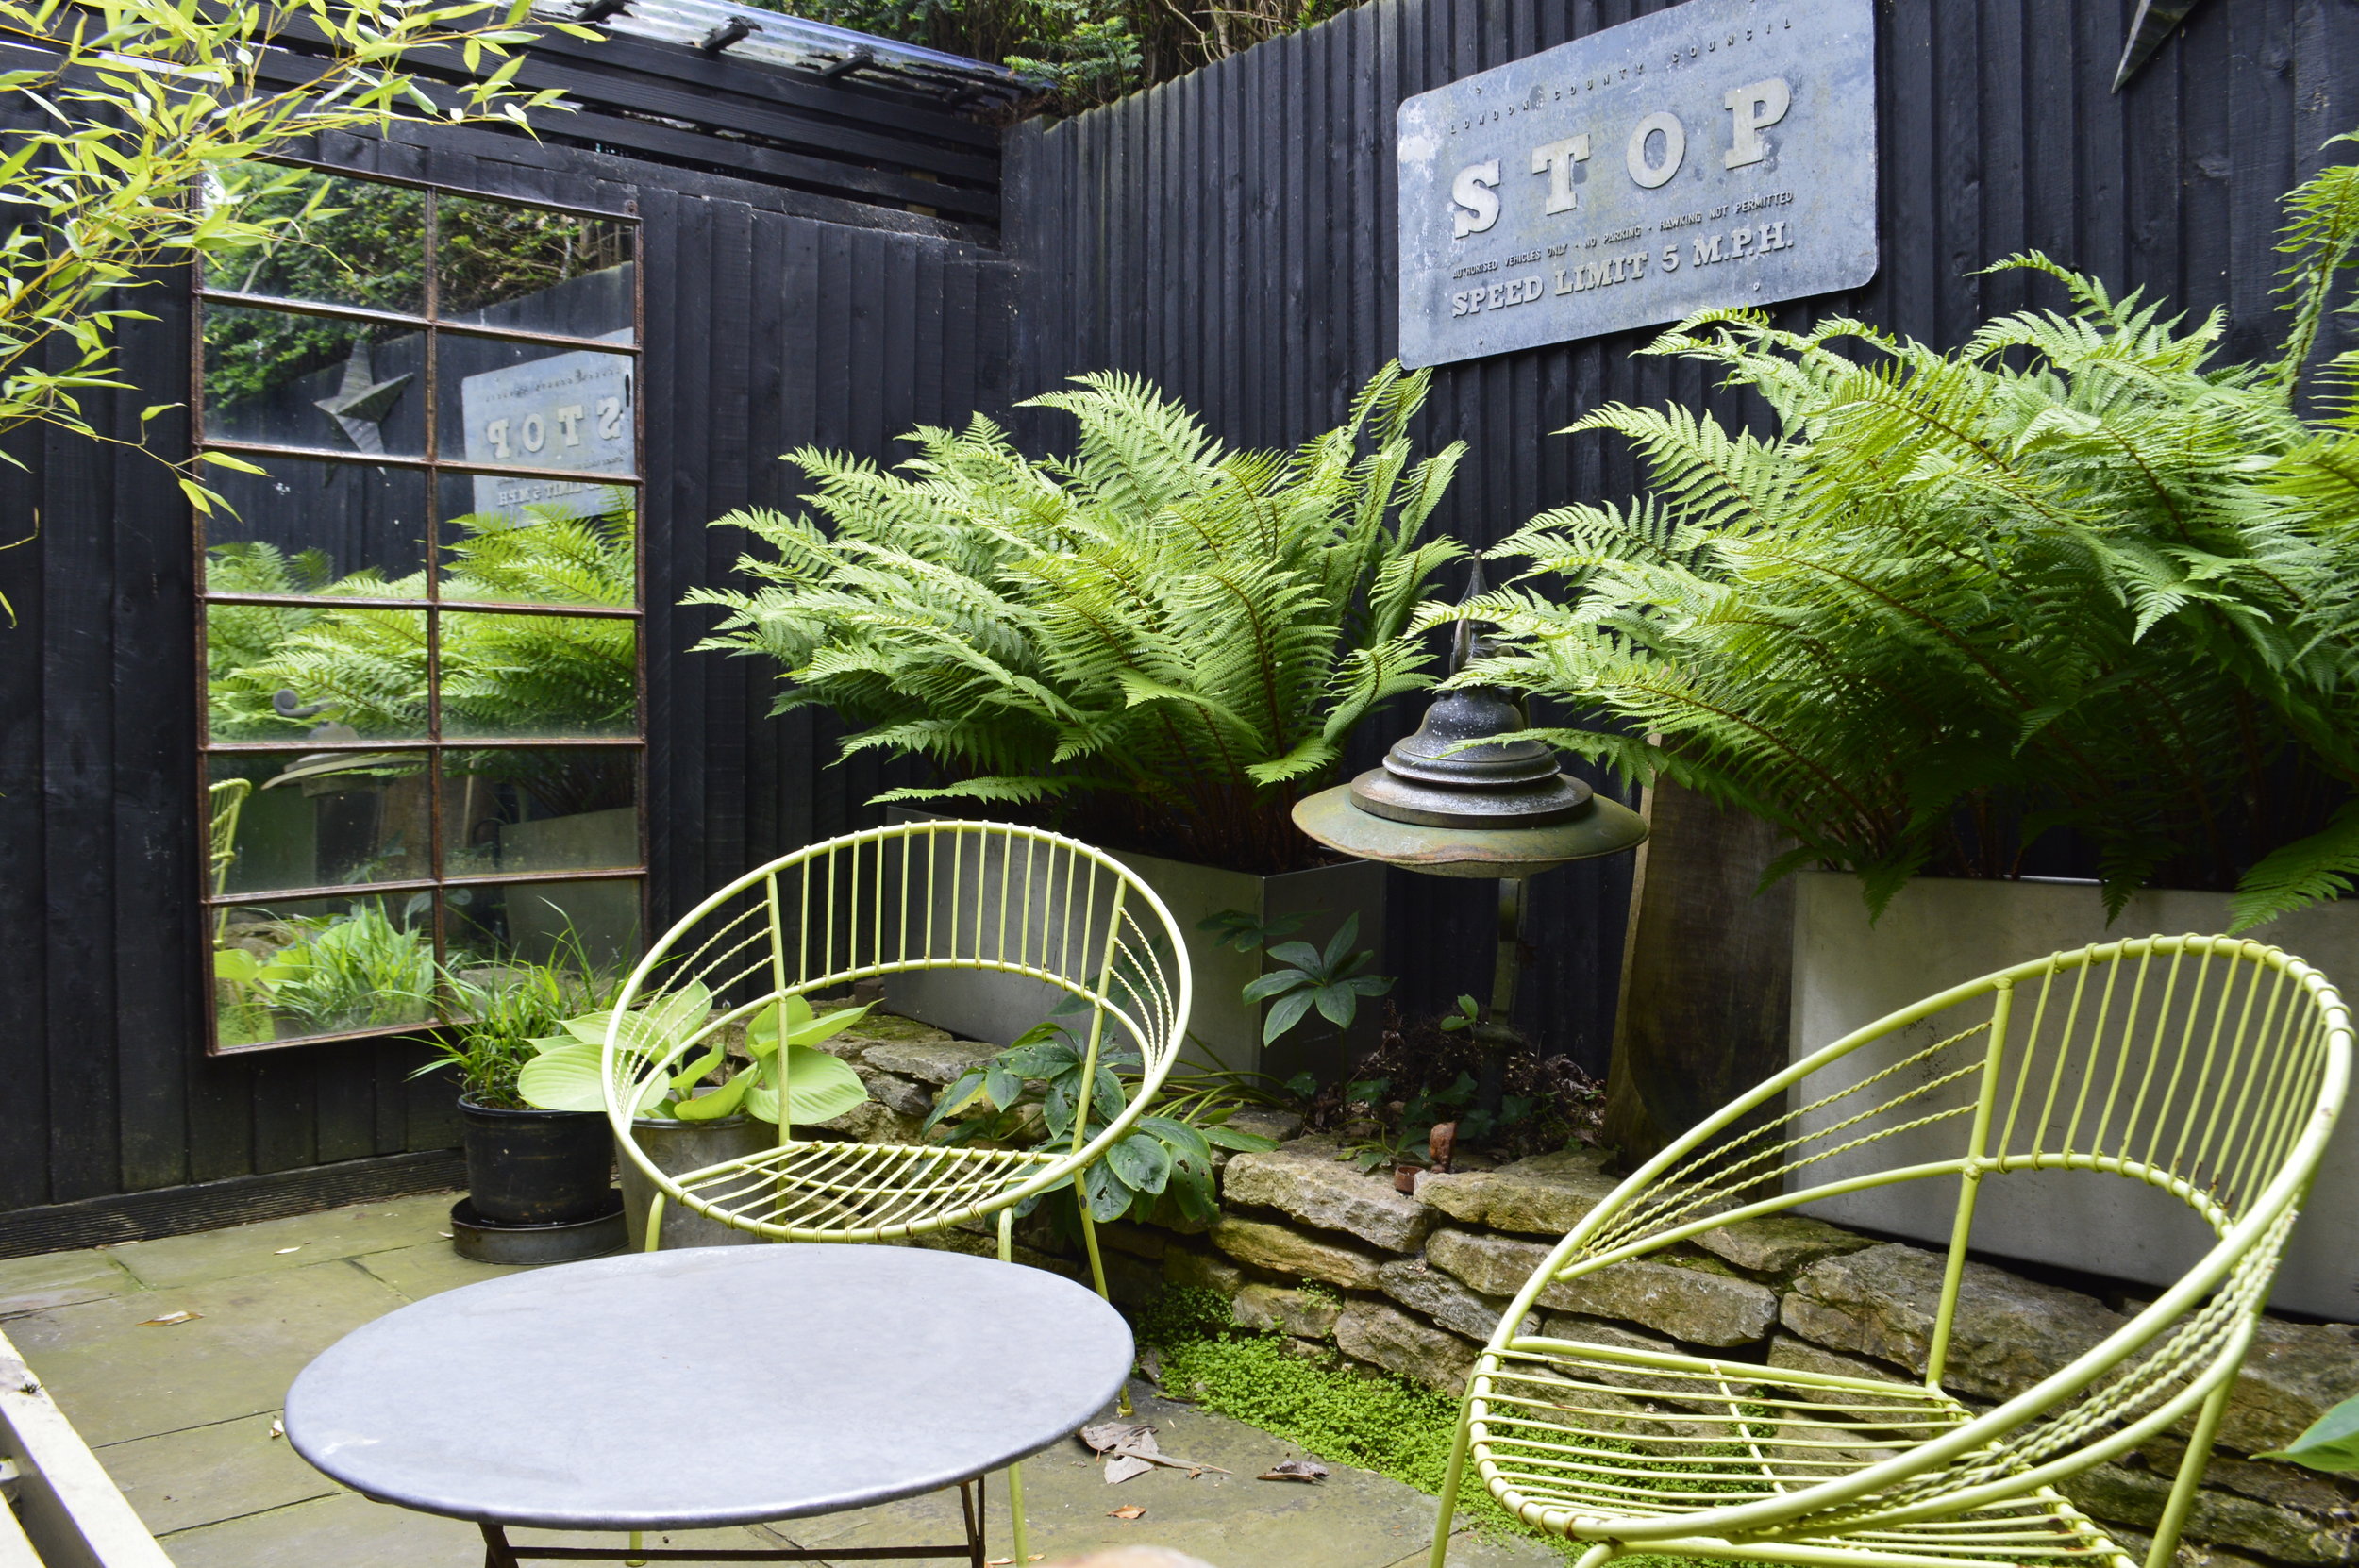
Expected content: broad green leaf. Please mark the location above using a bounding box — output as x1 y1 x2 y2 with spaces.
1134 1113 1212 1166
984 1064 1023 1109
1167 1163 1219 1224
1004 1037 1079 1076
1106 1132 1171 1194
1200 1123 1278 1152
1320 912 1362 972
2254 1394 2359 1472
672 1065 754 1122
1313 982 1359 1026
1263 988 1316 1044
1082 1159 1133 1223
517 1042 664 1115
667 1043 726 1094
1265 940 1323 973
927 1069 988 1131
1242 970 1312 1003
1091 1064 1126 1122
742 1043 868 1126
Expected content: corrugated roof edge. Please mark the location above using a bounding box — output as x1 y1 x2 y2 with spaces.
531 0 1049 108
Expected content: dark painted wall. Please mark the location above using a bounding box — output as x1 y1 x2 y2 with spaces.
1001 0 2359 1071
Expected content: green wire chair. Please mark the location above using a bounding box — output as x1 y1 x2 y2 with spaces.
604 820 1191 1560
1429 934 2351 1568
207 777 252 943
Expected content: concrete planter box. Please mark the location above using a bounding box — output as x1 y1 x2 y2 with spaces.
882 809 1384 1087
1789 871 2359 1320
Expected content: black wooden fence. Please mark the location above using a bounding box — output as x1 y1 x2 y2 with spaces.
0 100 1009 1243
7 0 2358 1239
1002 0 2359 1067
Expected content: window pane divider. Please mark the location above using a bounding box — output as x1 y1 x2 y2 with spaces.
198 438 644 488
194 290 644 356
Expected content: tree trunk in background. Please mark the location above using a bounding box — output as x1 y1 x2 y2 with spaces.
1605 778 1796 1163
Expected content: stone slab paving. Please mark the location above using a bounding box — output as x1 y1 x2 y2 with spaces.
1 1196 1560 1568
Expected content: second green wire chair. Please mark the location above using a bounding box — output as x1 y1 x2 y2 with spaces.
602 819 1193 1561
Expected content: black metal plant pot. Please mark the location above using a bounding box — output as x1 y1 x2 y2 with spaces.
457 1097 615 1226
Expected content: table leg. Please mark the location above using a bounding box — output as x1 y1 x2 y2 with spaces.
481 1523 525 1568
959 1478 983 1568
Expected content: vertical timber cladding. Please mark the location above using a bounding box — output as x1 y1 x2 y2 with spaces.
1395 0 1877 368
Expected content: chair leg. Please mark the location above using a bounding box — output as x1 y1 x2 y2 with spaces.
1427 1399 1477 1568
2147 1376 2235 1568
1073 1198 1133 1417
996 1211 1034 1560
643 1192 665 1253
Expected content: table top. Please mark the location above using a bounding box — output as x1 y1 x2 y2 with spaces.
283 1243 1134 1532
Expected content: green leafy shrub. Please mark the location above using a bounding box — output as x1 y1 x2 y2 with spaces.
207 503 637 813
1458 141 2359 927
692 364 1464 874
224 904 441 1035
925 999 1278 1223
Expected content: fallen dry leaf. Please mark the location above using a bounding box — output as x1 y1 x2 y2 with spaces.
1080 1419 1230 1482
1259 1458 1330 1483
138 1310 198 1327
1109 1505 1146 1520
273 1245 303 1255
438 1231 455 1240
268 1419 284 1441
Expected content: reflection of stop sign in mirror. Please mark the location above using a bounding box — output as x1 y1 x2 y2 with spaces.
460 330 635 521
1395 0 1877 368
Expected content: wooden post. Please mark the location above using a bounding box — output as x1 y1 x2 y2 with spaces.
1604 777 1797 1161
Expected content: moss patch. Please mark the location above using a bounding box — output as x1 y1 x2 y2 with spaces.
1135 1288 1757 1568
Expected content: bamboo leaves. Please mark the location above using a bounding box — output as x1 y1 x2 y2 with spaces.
0 0 594 504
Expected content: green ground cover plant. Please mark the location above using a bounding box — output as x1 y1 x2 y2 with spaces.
1452 135 2359 928
1133 1287 1754 1568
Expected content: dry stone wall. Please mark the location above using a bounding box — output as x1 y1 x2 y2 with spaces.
815 1013 2359 1568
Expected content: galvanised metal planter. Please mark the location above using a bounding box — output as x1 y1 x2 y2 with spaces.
1790 870 2359 1318
880 808 1382 1086
616 1115 767 1251
456 1096 615 1227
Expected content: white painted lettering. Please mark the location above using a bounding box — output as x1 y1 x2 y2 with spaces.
1452 160 1502 238
1723 76 1792 169
1531 135 1591 215
1626 110 1686 189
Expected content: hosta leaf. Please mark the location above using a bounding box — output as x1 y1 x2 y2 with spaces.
518 1042 664 1115
744 1045 869 1126
672 1066 754 1122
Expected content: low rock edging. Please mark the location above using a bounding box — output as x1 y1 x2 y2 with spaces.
822 1016 2359 1567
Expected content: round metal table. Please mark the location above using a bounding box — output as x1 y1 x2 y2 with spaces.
284 1243 1134 1567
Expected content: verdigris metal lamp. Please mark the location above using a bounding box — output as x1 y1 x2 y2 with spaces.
1292 587 1647 1117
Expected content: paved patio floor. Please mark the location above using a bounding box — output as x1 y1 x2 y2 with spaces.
0 1195 1558 1568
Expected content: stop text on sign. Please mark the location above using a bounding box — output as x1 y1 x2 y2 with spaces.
1396 0 1877 369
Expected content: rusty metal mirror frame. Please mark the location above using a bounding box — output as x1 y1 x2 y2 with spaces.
191 158 648 1057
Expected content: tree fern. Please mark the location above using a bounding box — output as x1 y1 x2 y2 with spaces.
1454 142 2359 927
692 364 1465 873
